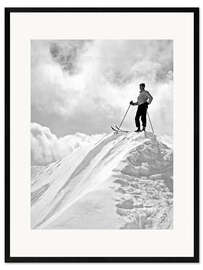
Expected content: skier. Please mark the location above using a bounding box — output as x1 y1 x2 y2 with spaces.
130 83 153 132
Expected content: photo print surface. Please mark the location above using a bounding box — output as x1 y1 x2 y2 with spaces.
31 40 173 229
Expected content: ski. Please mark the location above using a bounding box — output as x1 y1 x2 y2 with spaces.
111 125 120 132
115 125 130 133
111 125 129 133
111 125 147 134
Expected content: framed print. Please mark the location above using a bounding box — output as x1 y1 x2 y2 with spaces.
5 7 199 263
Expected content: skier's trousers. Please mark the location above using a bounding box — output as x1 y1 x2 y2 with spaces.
135 102 148 128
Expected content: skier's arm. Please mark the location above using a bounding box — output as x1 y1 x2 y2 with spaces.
130 100 138 106
146 91 153 104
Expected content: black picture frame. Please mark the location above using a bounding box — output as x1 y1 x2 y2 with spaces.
5 7 199 263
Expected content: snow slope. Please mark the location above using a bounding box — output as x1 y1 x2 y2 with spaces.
31 131 173 229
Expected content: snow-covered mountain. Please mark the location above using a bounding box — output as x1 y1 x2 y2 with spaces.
31 122 105 165
31 131 173 229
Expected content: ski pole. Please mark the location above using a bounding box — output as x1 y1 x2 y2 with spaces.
147 111 154 134
147 111 161 154
118 104 131 129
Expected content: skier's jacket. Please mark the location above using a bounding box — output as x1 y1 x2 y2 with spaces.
135 90 153 105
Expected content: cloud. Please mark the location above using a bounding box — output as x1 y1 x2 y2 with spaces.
31 40 173 136
31 123 104 165
49 40 92 74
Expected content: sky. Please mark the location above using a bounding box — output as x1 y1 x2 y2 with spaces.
31 40 173 165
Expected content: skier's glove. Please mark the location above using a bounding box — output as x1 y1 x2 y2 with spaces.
130 100 134 105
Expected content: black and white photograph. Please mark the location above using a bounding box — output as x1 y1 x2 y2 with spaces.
5 7 199 262
31 40 173 230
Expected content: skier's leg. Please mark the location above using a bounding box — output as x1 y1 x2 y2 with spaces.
135 107 141 129
141 105 148 129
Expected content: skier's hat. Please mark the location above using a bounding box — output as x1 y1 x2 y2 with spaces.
139 83 145 88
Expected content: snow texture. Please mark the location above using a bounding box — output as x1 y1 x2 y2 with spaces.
31 131 173 229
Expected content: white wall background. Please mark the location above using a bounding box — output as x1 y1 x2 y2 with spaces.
0 0 201 269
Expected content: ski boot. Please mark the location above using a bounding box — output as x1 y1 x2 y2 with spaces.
141 126 146 132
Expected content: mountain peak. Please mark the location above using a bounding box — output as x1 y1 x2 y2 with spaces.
31 131 173 229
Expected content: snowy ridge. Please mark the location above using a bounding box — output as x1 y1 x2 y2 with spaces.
31 131 173 229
